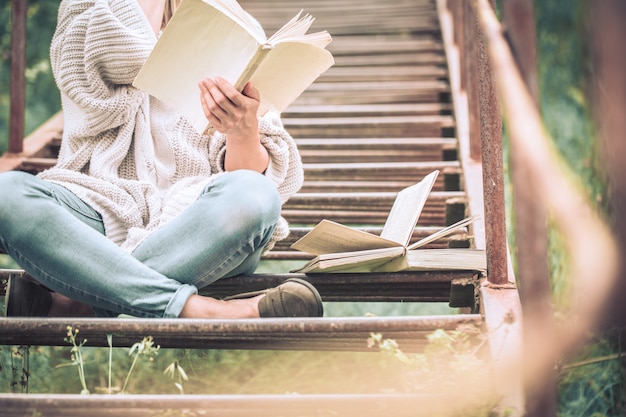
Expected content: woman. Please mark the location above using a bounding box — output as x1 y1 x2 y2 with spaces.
0 0 322 319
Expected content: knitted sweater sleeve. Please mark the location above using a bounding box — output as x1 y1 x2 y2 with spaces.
51 0 156 134
208 112 304 204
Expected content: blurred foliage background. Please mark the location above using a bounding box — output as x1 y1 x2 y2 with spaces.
0 0 624 415
0 1 60 156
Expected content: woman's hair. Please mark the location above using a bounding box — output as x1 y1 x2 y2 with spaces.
162 0 182 29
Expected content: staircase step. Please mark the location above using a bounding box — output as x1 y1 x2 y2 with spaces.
0 393 450 417
302 161 460 182
284 115 454 138
1 269 480 305
296 81 450 106
0 314 482 351
295 137 457 164
284 103 453 117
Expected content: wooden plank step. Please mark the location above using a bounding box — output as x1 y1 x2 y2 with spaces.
249 5 437 18
299 151 452 164
245 0 436 13
285 103 452 117
299 180 453 193
331 53 445 67
295 137 457 150
301 161 461 181
242 0 436 8
251 15 439 33
282 191 464 226
285 191 464 211
0 314 482 351
284 115 454 138
200 272 480 305
295 84 450 106
284 103 453 117
0 393 452 417
328 37 443 55
300 145 456 163
247 12 440 32
0 269 479 305
302 81 449 94
318 66 449 82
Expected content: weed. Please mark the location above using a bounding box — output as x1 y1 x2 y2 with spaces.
122 336 160 393
163 359 189 394
368 326 501 416
64 326 89 394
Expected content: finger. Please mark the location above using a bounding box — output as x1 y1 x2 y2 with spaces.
242 82 261 102
205 78 235 112
198 80 225 127
215 76 245 106
200 79 229 116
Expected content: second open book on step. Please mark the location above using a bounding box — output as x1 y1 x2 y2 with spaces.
290 171 487 273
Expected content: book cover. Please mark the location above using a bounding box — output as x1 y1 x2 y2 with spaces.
133 0 335 133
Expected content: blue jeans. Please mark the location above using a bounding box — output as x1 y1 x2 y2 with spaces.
0 170 281 318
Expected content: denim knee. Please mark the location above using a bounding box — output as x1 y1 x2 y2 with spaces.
215 170 282 225
0 170 36 196
0 171 39 221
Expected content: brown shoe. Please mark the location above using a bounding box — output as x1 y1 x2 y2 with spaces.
5 274 52 317
225 278 323 318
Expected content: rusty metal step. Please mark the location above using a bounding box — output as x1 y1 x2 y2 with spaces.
283 115 454 138
0 314 481 351
0 392 455 417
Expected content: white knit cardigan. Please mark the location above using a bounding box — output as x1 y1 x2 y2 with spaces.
39 0 304 252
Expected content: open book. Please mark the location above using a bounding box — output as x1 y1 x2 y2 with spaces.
132 0 335 134
290 171 487 273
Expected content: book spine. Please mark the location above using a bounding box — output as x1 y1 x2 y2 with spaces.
234 44 274 91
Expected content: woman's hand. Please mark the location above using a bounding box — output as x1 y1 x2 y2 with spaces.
199 77 269 173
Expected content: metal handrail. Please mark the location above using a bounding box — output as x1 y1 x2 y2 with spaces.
9 0 26 154
473 0 619 354
466 0 619 414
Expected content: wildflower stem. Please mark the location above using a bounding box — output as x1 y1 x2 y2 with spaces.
107 334 113 394
122 353 139 393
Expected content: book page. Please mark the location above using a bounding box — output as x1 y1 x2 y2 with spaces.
402 249 487 271
291 220 402 256
379 170 439 246
294 247 405 273
202 0 266 41
132 0 262 133
406 214 480 250
267 12 332 48
249 42 334 113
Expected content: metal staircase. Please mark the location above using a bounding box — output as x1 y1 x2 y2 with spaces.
0 0 528 415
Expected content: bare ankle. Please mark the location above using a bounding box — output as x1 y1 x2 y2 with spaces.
179 294 262 318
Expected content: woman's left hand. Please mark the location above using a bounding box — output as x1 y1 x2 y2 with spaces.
199 77 260 138
199 77 269 172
